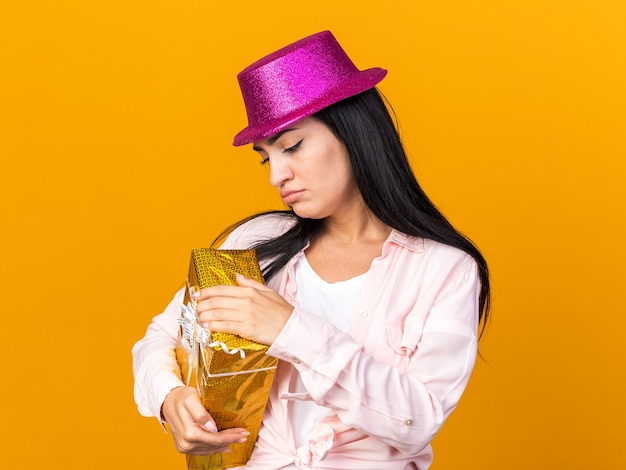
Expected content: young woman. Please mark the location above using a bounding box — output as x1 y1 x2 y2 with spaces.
133 30 490 469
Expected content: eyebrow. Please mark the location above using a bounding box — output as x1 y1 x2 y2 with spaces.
252 128 295 151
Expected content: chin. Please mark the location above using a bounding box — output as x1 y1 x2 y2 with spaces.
290 205 326 220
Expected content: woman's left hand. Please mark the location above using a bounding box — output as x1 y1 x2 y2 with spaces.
193 273 294 346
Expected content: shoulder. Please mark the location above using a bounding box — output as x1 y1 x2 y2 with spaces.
219 212 297 250
388 231 478 275
423 238 475 263
420 239 480 287
390 231 475 263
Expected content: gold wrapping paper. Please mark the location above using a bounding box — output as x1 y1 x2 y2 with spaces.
175 248 278 470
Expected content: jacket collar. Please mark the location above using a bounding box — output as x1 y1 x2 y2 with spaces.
288 229 424 267
383 230 425 255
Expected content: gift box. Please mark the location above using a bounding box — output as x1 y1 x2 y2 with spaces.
175 248 278 470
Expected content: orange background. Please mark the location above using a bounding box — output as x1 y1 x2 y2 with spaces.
1 1 625 468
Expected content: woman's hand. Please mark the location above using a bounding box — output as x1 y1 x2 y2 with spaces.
194 273 294 346
161 386 249 455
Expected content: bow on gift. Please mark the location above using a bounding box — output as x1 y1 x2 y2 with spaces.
178 284 247 387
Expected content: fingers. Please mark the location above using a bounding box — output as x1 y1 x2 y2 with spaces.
190 275 294 345
191 274 270 301
161 386 249 455
201 418 218 433
193 282 266 324
235 273 272 290
175 426 250 456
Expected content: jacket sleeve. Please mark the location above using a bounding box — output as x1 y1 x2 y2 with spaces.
267 254 480 455
132 288 186 419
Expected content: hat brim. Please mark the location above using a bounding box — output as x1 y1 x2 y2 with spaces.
232 67 387 146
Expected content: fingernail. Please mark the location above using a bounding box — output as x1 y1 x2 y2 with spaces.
202 322 209 329
191 291 200 299
240 431 250 436
204 421 217 432
238 437 248 443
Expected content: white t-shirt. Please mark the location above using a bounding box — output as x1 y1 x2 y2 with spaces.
290 254 367 447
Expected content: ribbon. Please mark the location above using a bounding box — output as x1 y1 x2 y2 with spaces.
178 295 248 385
177 300 209 385
207 341 246 359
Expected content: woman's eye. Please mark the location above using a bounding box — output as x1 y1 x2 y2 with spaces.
283 139 303 153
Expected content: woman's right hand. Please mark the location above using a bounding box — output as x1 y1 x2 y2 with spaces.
161 386 250 455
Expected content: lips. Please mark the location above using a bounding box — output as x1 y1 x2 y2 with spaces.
280 189 304 205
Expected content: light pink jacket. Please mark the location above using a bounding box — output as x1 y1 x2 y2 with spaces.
133 214 480 469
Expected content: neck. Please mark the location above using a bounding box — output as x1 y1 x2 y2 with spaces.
320 207 391 246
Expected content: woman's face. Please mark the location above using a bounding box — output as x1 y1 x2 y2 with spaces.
253 117 363 220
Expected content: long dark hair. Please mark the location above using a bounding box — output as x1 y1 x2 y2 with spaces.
216 88 491 334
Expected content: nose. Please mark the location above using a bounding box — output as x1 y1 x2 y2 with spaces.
268 154 293 188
